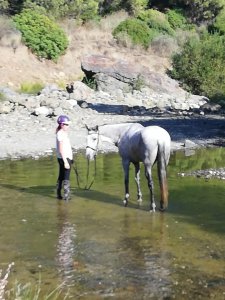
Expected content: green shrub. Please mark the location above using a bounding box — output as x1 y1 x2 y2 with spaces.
169 32 225 101
0 92 7 101
13 9 68 61
113 18 156 48
129 0 148 16
137 9 174 36
132 74 145 91
19 82 44 94
165 9 187 29
210 8 225 34
82 76 97 90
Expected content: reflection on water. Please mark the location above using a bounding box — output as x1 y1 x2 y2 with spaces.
0 147 224 299
56 203 77 286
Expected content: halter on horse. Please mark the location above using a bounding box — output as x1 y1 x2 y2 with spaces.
85 123 171 212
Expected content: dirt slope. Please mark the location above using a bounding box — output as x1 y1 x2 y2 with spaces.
0 21 170 90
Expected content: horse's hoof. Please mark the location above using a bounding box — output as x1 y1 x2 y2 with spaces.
123 200 128 207
159 207 166 212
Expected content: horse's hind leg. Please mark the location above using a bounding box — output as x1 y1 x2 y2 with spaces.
145 165 156 212
134 162 142 203
122 159 130 207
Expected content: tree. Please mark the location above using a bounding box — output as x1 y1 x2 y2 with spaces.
169 32 225 103
166 0 223 25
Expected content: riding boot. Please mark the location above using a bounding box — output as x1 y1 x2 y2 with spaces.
56 180 63 199
63 180 71 201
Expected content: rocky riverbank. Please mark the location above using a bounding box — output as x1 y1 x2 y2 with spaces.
0 82 225 161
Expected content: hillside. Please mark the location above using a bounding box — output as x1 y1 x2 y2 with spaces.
0 15 171 90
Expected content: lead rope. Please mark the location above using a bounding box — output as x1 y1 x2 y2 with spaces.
84 156 97 190
73 130 99 190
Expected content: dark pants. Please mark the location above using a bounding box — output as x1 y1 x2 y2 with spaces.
57 158 73 181
57 158 73 200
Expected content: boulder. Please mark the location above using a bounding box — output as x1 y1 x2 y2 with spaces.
200 102 221 114
0 101 12 114
34 106 51 116
71 81 94 100
40 97 61 109
81 54 187 96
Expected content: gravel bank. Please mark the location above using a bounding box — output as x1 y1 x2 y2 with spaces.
0 107 225 160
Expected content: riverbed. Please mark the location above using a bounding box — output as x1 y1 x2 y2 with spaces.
0 147 225 299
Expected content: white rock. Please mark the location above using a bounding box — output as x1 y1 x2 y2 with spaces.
34 106 50 116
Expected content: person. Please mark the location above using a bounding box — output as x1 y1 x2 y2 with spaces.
56 115 73 201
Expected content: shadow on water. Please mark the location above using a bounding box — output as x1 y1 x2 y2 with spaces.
0 182 145 211
0 183 56 199
74 188 144 210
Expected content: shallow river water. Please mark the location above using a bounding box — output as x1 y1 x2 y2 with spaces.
0 147 225 299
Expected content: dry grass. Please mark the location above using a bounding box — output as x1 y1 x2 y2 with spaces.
150 35 179 57
0 262 14 300
99 10 129 31
0 12 171 89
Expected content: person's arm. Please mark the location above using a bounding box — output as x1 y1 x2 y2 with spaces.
59 141 70 169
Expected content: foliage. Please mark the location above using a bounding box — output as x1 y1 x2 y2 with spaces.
23 0 99 21
82 76 97 90
113 18 156 48
165 8 188 29
1 0 224 26
169 32 225 102
0 0 9 14
210 7 225 34
0 0 24 15
66 0 100 22
169 0 223 25
93 0 148 17
137 9 175 36
121 0 148 16
22 0 48 15
13 10 69 61
19 82 44 94
132 74 145 91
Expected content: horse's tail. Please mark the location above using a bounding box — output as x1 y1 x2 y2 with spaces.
157 141 170 211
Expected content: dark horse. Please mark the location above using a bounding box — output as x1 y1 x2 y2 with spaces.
85 123 171 212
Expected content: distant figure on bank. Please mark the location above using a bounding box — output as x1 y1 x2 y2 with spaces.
56 115 73 201
66 83 74 99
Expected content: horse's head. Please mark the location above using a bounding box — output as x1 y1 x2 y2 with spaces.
85 125 99 161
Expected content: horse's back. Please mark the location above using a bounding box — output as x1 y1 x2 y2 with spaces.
141 126 170 141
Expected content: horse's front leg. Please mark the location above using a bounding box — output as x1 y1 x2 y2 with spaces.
145 165 156 212
122 159 130 207
134 162 142 204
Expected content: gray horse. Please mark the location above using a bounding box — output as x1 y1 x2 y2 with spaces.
85 123 171 212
